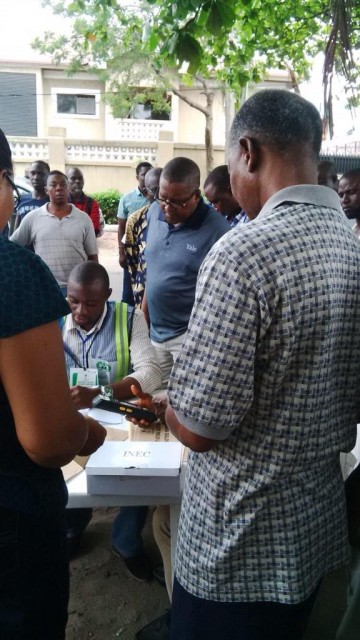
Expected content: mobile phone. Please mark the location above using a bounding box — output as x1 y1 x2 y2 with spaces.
92 394 157 422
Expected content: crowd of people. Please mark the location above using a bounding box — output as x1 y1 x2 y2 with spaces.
1 87 360 640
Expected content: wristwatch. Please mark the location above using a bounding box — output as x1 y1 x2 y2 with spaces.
100 385 113 398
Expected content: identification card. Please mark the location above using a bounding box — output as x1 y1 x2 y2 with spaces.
69 367 99 388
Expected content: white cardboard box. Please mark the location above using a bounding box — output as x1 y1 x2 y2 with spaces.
86 441 184 496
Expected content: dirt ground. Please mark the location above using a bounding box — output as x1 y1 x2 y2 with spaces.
66 507 169 640
66 230 169 640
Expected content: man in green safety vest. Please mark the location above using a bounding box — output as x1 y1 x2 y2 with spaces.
62 261 162 580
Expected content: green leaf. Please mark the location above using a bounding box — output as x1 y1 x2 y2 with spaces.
205 5 223 37
175 33 203 73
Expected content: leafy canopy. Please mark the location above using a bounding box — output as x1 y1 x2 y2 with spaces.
36 0 360 121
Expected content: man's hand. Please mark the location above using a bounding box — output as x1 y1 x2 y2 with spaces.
70 385 99 410
78 416 106 456
127 383 168 426
119 245 127 269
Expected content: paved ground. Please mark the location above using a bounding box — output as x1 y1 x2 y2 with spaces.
97 225 122 301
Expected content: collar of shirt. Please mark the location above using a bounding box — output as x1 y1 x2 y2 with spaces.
156 197 210 230
63 302 108 341
43 203 76 217
258 185 343 220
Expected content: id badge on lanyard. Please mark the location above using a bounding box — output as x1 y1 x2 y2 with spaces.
69 367 99 388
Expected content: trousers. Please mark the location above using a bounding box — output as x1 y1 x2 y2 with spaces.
0 505 69 640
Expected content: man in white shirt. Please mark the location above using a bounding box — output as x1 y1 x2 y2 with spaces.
11 170 98 294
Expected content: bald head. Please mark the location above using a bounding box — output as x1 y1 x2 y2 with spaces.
144 167 162 202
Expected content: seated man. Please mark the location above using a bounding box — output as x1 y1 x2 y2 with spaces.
67 167 102 237
203 164 248 226
63 262 162 579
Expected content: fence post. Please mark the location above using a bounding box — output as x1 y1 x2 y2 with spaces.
48 127 66 172
156 129 174 167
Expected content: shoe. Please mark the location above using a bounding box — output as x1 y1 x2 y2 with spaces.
67 531 83 558
111 546 152 582
136 609 171 640
153 564 166 587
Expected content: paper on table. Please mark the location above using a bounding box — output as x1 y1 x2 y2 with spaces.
88 407 127 427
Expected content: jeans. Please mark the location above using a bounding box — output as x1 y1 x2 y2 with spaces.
170 576 320 640
112 506 148 557
0 505 69 640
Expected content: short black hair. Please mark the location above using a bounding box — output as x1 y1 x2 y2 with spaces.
47 170 68 183
0 129 13 173
136 162 153 176
31 160 50 173
68 262 110 289
162 157 200 189
340 168 360 181
229 90 322 160
204 165 230 190
67 167 83 178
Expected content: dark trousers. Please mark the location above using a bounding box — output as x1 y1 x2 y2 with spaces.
0 505 69 640
170 576 319 640
121 268 135 305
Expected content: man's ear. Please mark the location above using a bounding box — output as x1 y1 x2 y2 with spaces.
239 136 259 173
106 288 112 301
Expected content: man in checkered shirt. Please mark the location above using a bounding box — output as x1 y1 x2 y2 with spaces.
162 90 360 639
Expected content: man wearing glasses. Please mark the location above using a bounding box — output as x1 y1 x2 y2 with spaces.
142 156 229 385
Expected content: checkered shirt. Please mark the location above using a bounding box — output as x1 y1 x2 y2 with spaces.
168 185 360 604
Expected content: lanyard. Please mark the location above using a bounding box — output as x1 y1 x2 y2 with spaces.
64 328 100 369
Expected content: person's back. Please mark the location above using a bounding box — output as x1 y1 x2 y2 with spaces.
0 129 106 640
163 90 360 640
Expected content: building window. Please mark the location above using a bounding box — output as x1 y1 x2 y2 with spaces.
57 93 96 115
52 88 100 119
129 97 171 121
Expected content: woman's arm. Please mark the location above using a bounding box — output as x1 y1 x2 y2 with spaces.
0 320 106 468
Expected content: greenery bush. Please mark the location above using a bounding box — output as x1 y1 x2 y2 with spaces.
90 189 122 225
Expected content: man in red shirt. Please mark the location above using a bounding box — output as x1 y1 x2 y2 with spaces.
67 167 102 237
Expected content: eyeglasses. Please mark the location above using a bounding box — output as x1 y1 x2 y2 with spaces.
144 185 158 196
5 173 21 212
155 189 198 210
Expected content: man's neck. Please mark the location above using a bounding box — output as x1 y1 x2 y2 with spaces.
47 202 72 218
70 192 84 203
32 190 47 200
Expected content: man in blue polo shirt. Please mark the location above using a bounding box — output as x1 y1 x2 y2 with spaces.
142 156 229 385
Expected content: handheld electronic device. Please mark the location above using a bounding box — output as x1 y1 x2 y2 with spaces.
92 394 157 422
